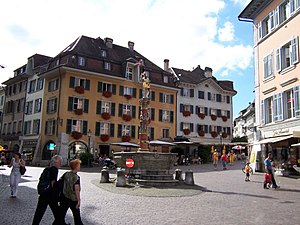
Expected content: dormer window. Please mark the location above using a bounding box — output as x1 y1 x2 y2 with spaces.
163 75 168 83
101 50 107 58
126 66 133 80
55 59 60 66
104 62 111 70
78 56 85 66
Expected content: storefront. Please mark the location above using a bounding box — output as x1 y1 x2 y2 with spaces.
22 139 38 163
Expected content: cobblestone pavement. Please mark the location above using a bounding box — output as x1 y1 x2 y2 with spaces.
1 161 300 225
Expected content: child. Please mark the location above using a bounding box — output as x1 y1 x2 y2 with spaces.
243 162 252 182
264 172 272 189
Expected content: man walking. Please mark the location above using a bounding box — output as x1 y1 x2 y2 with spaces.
32 155 64 225
264 153 280 189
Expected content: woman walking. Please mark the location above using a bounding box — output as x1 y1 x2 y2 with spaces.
9 152 25 198
60 159 83 225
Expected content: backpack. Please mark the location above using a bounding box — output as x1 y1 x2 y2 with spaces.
37 167 51 195
53 172 66 202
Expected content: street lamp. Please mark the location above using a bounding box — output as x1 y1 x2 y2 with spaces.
219 132 223 153
87 129 92 153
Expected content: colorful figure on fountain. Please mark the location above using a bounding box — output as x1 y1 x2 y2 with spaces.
141 72 150 98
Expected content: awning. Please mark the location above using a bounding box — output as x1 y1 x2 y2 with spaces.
291 143 300 147
258 135 293 144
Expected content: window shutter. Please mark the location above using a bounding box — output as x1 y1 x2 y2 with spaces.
190 123 194 132
131 125 135 138
291 36 299 64
85 79 90 90
68 97 73 111
151 91 155 101
159 110 162 121
119 86 124 96
95 122 100 136
226 96 230 104
96 101 101 114
180 104 183 112
258 21 262 39
55 79 59 90
294 86 300 116
84 99 89 113
170 111 174 123
118 104 123 117
98 82 102 93
66 119 72 134
139 89 142 99
111 103 115 116
261 100 265 125
227 111 230 118
82 121 88 134
133 88 137 98
180 88 184 96
190 89 194 97
190 105 194 114
159 93 163 102
52 120 56 135
117 124 122 137
205 107 208 115
205 125 208 133
151 108 155 121
132 105 136 118
180 122 183 131
150 127 154 140
208 92 211 100
276 48 281 72
112 84 116 95
110 124 114 137
69 76 75 88
45 121 48 134
170 95 174 104
217 109 221 117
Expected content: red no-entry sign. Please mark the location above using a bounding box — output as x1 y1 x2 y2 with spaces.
126 158 134 168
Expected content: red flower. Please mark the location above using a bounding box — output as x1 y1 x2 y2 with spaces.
211 115 217 121
101 112 111 120
100 134 109 142
198 130 205 136
74 108 83 115
71 131 82 139
221 116 228 122
75 86 84 94
183 129 191 135
124 94 132 100
183 111 191 117
103 91 112 98
222 132 228 138
122 114 132 122
122 135 131 142
198 113 205 119
211 131 218 138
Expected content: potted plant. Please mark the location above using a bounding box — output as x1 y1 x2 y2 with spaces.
122 135 131 142
198 130 205 136
183 129 191 135
211 114 217 121
71 131 82 139
222 132 228 138
75 86 85 94
74 108 83 115
124 94 132 100
211 131 218 138
122 114 132 122
221 115 227 122
103 91 112 98
182 111 191 117
198 113 205 119
100 134 109 142
101 112 111 120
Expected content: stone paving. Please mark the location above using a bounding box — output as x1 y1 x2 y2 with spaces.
0 161 300 225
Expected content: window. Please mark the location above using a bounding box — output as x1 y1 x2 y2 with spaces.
182 88 189 97
37 78 44 90
7 123 11 134
45 120 56 135
162 128 170 138
33 119 40 134
73 97 84 110
98 82 114 93
160 93 173 104
34 98 42 113
48 79 59 92
163 75 168 83
104 62 111 70
198 91 204 99
279 0 291 24
78 56 85 66
28 80 36 93
18 121 22 133
295 86 300 116
71 120 83 133
126 66 133 80
24 121 31 135
101 101 110 113
261 97 273 124
210 108 217 116
162 110 170 122
101 50 107 57
263 53 273 79
100 122 109 135
123 104 132 116
273 93 283 121
182 122 190 130
123 87 133 96
276 37 299 72
47 98 57 113
122 124 131 136
25 101 33 115
2 123 6 134
13 122 17 134
0 96 4 106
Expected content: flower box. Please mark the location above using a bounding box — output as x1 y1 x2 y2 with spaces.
211 131 218 138
71 131 82 139
100 134 109 142
75 86 84 94
211 115 217 121
74 108 83 115
122 114 132 122
221 116 228 122
198 113 205 119
124 94 132 100
222 132 228 138
198 130 205 137
182 111 191 117
183 129 191 135
122 135 131 142
103 91 112 98
101 112 111 120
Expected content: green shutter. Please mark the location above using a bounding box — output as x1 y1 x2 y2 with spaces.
96 101 101 114
85 79 90 90
118 124 122 137
66 119 72 133
68 97 73 111
119 86 124 96
118 104 123 117
83 121 88 134
69 76 75 88
132 106 136 118
170 111 174 123
159 110 162 121
84 99 89 113
111 103 115 116
98 82 103 93
110 124 114 137
95 122 100 136
131 125 135 138
133 88 137 98
112 84 116 95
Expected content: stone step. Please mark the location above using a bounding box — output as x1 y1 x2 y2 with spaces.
136 179 179 187
141 174 174 180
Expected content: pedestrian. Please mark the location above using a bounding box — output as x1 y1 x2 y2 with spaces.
221 151 228 170
212 150 219 169
8 152 25 198
60 159 84 225
1 152 6 166
243 162 252 181
264 153 280 189
32 155 64 225
229 151 235 165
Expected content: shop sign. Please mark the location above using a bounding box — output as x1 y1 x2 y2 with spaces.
23 140 38 146
273 128 289 137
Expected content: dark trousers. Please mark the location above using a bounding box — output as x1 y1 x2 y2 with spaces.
32 194 61 225
267 169 278 187
60 195 83 225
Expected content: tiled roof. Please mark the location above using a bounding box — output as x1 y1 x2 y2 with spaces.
30 54 52 68
238 0 272 21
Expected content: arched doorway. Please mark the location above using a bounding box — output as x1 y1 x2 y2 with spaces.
42 141 56 160
68 141 88 161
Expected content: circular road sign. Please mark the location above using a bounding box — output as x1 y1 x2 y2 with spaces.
126 158 134 168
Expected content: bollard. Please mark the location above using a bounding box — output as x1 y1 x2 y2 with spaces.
100 166 110 183
184 170 194 185
175 169 183 181
116 168 126 187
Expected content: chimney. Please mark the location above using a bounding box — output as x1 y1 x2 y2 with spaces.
164 59 169 71
104 37 113 48
128 41 134 51
204 67 213 78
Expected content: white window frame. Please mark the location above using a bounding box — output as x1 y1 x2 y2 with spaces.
122 124 131 136
126 66 133 80
263 52 273 79
78 56 85 66
100 122 109 135
162 110 170 122
101 101 110 113
273 93 283 122
122 104 131 116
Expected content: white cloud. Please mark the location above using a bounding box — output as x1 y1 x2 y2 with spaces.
0 0 253 83
230 0 251 7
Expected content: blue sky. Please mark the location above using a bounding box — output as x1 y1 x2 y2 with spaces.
0 0 253 118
